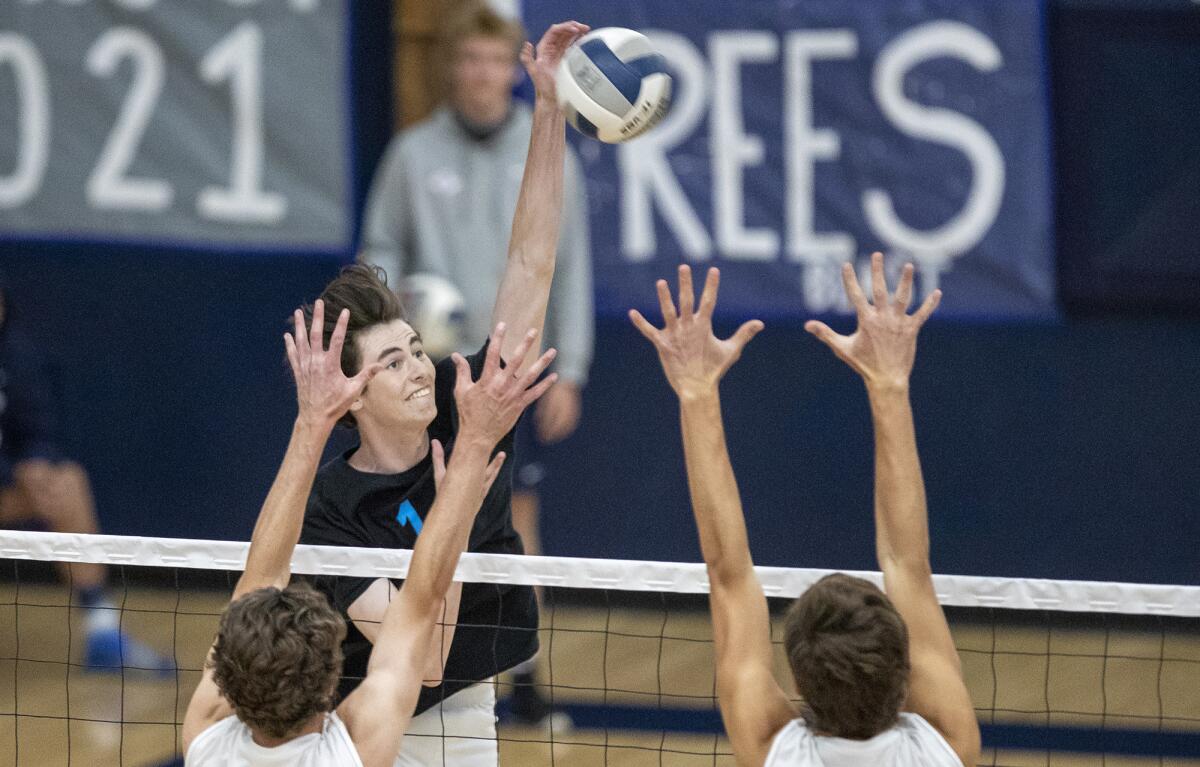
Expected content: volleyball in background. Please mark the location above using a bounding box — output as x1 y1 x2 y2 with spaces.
397 273 468 360
556 27 672 143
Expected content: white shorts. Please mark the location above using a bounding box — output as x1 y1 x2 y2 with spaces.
395 680 498 767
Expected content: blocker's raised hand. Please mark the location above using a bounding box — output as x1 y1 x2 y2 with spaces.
453 323 559 447
284 299 383 427
805 252 941 390
630 265 764 400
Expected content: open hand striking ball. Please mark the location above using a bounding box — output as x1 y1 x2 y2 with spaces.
555 27 672 143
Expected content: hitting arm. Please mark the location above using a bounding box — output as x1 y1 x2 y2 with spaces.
806 254 980 766
631 266 791 767
489 22 587 373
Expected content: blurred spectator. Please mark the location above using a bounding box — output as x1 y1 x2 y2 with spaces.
360 0 592 726
0 275 171 674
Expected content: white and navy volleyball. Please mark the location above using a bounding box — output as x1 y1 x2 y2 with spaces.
555 27 672 143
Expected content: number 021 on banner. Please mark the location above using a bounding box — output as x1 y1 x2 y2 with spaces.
0 2 351 251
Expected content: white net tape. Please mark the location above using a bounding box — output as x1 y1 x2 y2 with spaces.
2 530 1197 616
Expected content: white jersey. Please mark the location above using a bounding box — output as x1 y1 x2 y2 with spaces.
765 712 963 767
186 712 363 767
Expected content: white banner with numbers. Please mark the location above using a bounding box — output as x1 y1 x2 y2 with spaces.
0 0 350 250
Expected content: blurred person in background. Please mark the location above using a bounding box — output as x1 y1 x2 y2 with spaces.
359 0 592 726
0 274 172 674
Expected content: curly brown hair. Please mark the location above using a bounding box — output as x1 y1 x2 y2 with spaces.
783 573 911 740
302 263 407 428
210 583 347 739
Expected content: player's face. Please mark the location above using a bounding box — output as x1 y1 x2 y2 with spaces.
352 319 437 431
451 35 518 126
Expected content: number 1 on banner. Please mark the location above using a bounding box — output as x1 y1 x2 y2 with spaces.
198 22 287 225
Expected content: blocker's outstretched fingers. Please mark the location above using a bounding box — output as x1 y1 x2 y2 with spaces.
656 279 678 325
870 252 888 307
431 438 446 488
452 353 473 398
522 373 559 408
729 320 765 353
629 309 661 344
698 268 720 319
895 263 915 311
310 299 326 351
503 328 540 383
328 309 350 357
482 452 506 496
913 289 943 326
677 264 695 317
350 362 385 390
518 348 558 391
804 320 841 350
293 309 310 355
283 333 300 377
483 323 507 377
842 263 869 313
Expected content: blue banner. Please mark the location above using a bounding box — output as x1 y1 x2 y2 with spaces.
525 0 1054 320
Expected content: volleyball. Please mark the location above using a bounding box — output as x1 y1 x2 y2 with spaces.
397 273 468 360
556 27 672 143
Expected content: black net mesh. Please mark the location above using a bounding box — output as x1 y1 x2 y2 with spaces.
1 553 1198 766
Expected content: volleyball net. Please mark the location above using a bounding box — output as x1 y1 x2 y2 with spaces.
1 530 1198 767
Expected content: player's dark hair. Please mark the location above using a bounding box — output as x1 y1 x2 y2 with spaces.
302 263 407 428
210 583 346 740
783 573 910 739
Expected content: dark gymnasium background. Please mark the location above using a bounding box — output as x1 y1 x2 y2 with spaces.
0 0 1197 588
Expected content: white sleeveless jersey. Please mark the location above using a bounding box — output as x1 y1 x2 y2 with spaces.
186 712 363 767
765 712 963 767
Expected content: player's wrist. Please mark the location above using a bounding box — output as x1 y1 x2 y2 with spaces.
453 429 498 454
294 412 336 438
865 377 910 400
677 385 720 406
532 95 564 118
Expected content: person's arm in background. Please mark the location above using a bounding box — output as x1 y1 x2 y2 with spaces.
337 326 558 767
489 21 589 374
359 137 412 284
805 254 980 767
536 147 593 444
630 266 791 767
182 302 384 752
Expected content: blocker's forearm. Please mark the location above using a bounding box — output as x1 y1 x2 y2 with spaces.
679 392 756 586
236 418 332 599
868 384 931 571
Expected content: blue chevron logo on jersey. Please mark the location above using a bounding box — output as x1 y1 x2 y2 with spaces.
396 499 423 534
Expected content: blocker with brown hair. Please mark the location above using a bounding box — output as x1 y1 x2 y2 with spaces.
630 256 980 767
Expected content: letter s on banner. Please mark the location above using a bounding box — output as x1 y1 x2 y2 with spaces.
864 21 1005 274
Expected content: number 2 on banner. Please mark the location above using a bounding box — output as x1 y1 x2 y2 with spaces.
198 22 287 224
87 28 174 212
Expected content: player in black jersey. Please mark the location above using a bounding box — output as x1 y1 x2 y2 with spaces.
183 302 557 767
298 20 588 766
